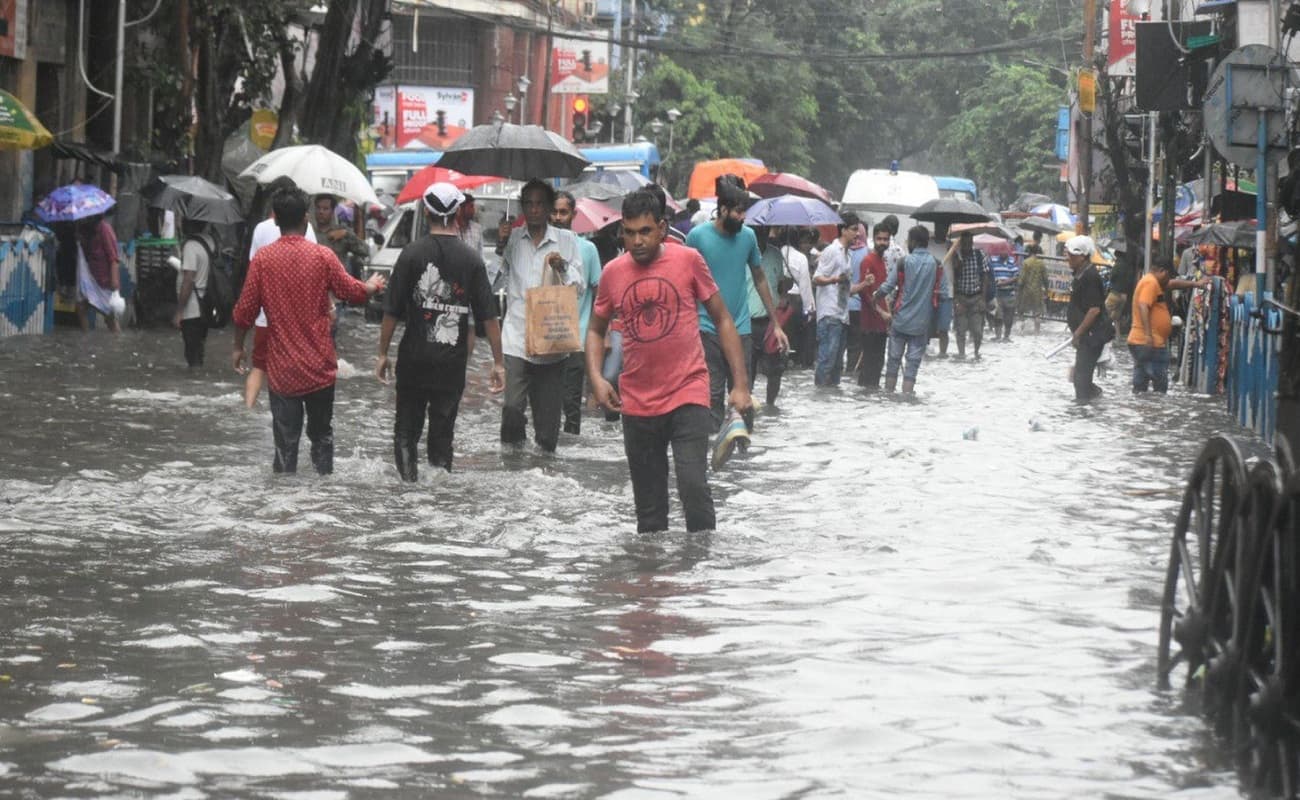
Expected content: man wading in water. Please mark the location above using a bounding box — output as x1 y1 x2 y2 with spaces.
586 190 752 533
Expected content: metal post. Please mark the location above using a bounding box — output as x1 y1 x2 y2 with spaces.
624 0 637 144
113 0 125 156
1256 109 1268 307
1079 0 1096 234
1202 132 1212 225
1145 111 1157 274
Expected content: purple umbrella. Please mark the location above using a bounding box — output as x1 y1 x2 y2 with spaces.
745 195 842 227
35 184 116 222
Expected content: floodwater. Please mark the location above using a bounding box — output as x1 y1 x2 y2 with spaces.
0 316 1267 798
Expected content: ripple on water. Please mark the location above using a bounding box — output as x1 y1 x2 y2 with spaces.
330 683 454 700
480 704 596 729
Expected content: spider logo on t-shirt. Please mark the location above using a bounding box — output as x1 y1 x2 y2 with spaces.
621 277 680 343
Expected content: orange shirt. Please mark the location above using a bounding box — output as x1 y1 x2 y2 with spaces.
1127 273 1172 347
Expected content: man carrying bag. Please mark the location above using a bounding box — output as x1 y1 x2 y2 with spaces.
495 178 585 453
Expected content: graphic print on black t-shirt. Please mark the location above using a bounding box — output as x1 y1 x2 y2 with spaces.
621 276 681 343
416 264 467 346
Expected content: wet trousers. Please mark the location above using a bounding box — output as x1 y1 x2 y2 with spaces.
562 351 585 434
268 384 335 475
701 331 752 427
501 355 565 452
1129 344 1169 394
857 330 888 389
394 373 464 481
180 318 207 367
621 403 715 533
1073 339 1105 401
815 318 846 386
886 331 928 382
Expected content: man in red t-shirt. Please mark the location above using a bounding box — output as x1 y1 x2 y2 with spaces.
852 223 892 390
232 188 385 475
586 190 752 533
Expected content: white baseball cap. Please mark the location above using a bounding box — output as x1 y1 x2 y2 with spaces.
1064 235 1094 256
423 182 464 217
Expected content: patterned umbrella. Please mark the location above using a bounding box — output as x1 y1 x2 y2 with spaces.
35 184 116 222
0 90 53 151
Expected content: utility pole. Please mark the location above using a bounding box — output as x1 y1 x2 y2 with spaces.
1079 0 1096 234
539 2 553 128
624 0 637 144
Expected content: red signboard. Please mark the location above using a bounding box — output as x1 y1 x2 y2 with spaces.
1108 0 1139 76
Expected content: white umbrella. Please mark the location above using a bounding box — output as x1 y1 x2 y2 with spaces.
238 144 379 206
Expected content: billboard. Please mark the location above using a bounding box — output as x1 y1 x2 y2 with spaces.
1107 0 1141 77
0 0 28 60
372 85 475 150
550 33 610 95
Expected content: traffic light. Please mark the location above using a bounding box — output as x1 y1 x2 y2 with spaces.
581 49 592 72
435 109 447 137
571 96 589 142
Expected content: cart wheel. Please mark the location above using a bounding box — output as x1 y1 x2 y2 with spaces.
1158 435 1248 698
1233 462 1299 798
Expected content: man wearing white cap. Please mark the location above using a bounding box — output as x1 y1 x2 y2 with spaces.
1064 235 1113 402
377 182 505 480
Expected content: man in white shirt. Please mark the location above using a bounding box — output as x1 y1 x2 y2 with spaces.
811 214 859 387
173 219 212 367
496 179 584 453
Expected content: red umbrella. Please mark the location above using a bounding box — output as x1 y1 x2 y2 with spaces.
396 166 501 205
572 197 621 235
749 172 834 206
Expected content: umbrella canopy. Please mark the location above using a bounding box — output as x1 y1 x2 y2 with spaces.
586 170 653 193
1029 203 1074 226
571 197 622 235
566 180 625 202
436 122 590 180
745 195 843 227
972 234 1014 258
748 172 834 206
948 221 1013 240
396 166 502 205
238 144 379 205
912 197 992 224
0 90 53 151
686 158 768 200
1017 215 1072 235
35 184 115 222
1185 219 1258 248
142 175 243 225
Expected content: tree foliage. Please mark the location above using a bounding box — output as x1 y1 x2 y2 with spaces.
633 0 1079 202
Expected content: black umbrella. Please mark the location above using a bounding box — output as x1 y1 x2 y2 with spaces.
1185 219 1257 249
912 197 992 224
143 175 243 225
437 122 591 180
565 180 626 202
1017 215 1071 235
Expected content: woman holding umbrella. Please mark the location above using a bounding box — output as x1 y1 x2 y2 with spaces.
75 214 121 333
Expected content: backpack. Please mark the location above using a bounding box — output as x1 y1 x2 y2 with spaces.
189 234 234 329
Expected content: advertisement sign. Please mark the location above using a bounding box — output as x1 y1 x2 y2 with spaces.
372 85 474 150
1107 0 1140 77
550 33 610 95
0 0 29 60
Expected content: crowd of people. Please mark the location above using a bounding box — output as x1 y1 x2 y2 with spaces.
59 170 1206 533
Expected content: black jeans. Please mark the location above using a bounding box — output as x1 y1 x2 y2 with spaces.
501 355 566 452
268 384 335 474
845 309 862 374
180 317 207 367
562 351 586 434
701 331 752 427
621 403 715 533
748 317 786 406
394 373 465 481
1073 339 1105 402
857 330 888 389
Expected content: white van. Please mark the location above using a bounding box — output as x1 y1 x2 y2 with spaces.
839 169 940 234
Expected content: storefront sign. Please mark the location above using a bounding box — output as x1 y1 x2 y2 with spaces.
1107 0 1140 77
373 85 474 149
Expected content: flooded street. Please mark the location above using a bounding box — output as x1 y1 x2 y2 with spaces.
0 317 1264 798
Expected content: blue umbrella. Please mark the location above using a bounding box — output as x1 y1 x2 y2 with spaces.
35 184 116 222
745 195 842 227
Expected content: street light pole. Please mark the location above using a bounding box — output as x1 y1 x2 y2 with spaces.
517 75 531 126
623 0 637 144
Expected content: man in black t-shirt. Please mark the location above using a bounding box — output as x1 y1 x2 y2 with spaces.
377 183 505 480
1064 235 1111 403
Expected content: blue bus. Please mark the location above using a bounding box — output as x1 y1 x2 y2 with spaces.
578 142 661 180
934 175 978 203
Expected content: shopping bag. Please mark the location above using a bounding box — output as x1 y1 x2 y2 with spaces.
524 265 581 357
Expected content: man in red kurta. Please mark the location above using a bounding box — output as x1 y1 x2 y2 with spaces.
852 224 892 390
232 188 385 474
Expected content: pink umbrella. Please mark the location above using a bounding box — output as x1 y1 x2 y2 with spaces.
572 197 621 235
749 172 834 206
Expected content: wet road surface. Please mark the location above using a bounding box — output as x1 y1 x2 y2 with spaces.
0 317 1266 797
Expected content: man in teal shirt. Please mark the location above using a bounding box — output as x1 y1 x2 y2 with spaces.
685 178 788 424
551 190 604 435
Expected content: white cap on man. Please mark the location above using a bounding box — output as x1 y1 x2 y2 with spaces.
1063 235 1094 257
423 182 464 218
